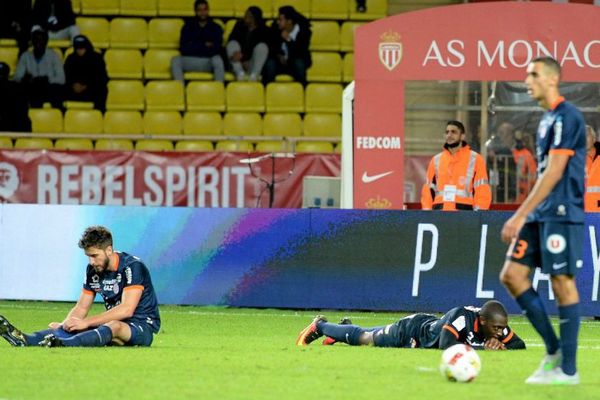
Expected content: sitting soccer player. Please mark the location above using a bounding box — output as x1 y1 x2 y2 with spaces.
0 225 160 347
297 300 525 350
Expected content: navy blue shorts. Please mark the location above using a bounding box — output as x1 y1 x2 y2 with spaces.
125 321 155 346
507 221 584 276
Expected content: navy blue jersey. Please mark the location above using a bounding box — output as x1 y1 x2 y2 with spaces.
531 99 586 222
83 252 161 333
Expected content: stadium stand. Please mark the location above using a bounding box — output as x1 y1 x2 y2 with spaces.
109 17 148 49
210 0 235 18
305 83 342 113
263 113 302 137
64 109 104 134
135 138 174 151
226 82 265 112
347 0 388 20
234 0 273 18
148 18 184 48
186 81 226 112
80 0 120 16
342 52 354 83
310 0 349 20
106 80 145 111
103 110 143 134
54 138 95 150
307 52 342 82
14 138 54 150
105 49 143 79
340 21 362 52
215 140 254 152
223 113 263 136
120 0 158 17
175 140 214 152
29 108 63 133
95 138 135 150
295 141 335 153
76 17 110 48
255 140 287 152
144 49 180 79
310 21 340 51
143 111 182 135
265 82 304 113
273 0 310 16
145 80 185 111
303 113 342 137
0 137 13 149
183 112 223 136
0 47 19 77
157 0 194 17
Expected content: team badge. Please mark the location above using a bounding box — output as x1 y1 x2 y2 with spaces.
546 234 566 254
379 30 402 71
92 275 99 283
0 162 19 200
113 282 120 294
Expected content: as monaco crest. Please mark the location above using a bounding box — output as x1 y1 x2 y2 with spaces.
379 30 402 71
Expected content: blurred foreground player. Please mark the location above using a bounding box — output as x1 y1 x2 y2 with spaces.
0 226 160 347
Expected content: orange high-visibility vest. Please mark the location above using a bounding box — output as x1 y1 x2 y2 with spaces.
585 152 600 212
511 147 537 203
421 144 491 211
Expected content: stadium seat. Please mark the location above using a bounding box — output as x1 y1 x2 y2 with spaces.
307 52 342 82
72 0 81 14
175 140 214 152
14 138 54 150
310 0 349 20
54 138 94 150
80 0 120 15
106 80 145 111
295 141 335 153
303 113 342 137
310 21 340 51
110 18 148 49
183 71 215 81
211 0 235 18
0 137 13 149
64 101 94 110
104 111 143 134
224 19 237 44
265 82 304 113
120 0 158 17
145 80 185 111
144 49 180 79
234 0 273 18
223 113 262 136
29 108 63 133
215 140 254 152
305 83 342 113
157 0 194 17
343 52 354 83
263 113 302 137
226 82 264 112
64 109 104 134
105 49 143 79
135 139 174 151
48 39 71 49
143 111 182 135
340 22 363 52
273 0 310 16
148 18 184 49
76 17 110 48
255 140 287 152
186 81 226 112
0 39 17 47
0 47 19 76
183 112 223 136
347 0 387 20
95 139 135 151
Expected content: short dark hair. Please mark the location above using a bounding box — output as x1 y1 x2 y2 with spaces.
479 300 508 320
78 226 113 250
532 56 561 80
194 0 208 9
447 120 465 134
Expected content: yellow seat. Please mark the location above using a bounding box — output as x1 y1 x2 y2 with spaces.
307 52 342 82
72 0 81 14
145 80 185 111
211 0 235 18
340 22 362 52
0 47 19 77
347 0 387 20
183 71 215 81
183 112 222 136
186 81 225 112
175 140 214 152
48 39 71 49
106 80 145 111
110 18 148 49
273 0 310 16
80 0 120 15
148 18 184 49
0 137 13 149
310 0 348 19
303 113 341 137
105 49 143 79
14 138 54 150
54 138 94 150
255 140 287 152
234 0 273 18
310 21 340 51
64 101 94 110
29 109 63 133
157 0 194 16
295 141 335 153
64 110 104 134
343 52 354 82
144 49 180 79
263 113 302 137
265 82 304 113
95 139 135 150
305 83 342 113
215 140 254 152
104 111 143 134
143 111 182 135
223 19 237 44
120 0 158 17
226 82 264 112
135 139 174 151
223 113 262 136
76 17 110 49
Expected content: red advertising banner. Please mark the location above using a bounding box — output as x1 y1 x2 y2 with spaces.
0 150 340 208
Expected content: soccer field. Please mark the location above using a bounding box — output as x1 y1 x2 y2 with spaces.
0 301 599 399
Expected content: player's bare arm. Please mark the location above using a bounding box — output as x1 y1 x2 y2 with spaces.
48 290 94 330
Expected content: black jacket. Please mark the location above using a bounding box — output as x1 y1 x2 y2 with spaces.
64 36 108 93
267 20 312 67
33 0 76 32
228 20 269 62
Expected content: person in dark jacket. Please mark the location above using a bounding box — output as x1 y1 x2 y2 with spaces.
64 35 108 111
171 0 224 82
226 6 269 81
0 62 31 133
263 6 312 85
32 0 80 41
0 0 33 55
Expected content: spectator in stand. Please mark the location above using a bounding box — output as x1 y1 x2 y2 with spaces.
14 27 65 109
32 0 80 41
64 35 108 112
226 6 269 82
171 0 224 83
263 6 312 86
0 0 32 55
0 62 31 133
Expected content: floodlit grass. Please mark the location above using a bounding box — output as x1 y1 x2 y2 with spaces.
0 301 599 399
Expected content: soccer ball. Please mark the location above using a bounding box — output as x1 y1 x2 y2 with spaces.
439 344 481 383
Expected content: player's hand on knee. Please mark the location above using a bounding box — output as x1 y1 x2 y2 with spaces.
48 322 62 330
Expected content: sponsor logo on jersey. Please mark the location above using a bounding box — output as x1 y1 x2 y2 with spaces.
546 233 566 254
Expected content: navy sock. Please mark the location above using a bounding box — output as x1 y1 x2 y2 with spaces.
25 328 73 345
558 303 580 375
317 322 364 345
60 326 113 347
516 287 560 355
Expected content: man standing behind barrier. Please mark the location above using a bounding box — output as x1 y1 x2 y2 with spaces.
421 120 491 210
500 57 585 385
584 125 600 212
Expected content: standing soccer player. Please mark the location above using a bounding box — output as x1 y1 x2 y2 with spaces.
500 57 585 385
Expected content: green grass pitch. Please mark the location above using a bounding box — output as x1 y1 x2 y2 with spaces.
0 300 599 399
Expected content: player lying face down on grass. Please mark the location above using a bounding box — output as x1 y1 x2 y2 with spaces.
297 300 525 350
0 226 160 347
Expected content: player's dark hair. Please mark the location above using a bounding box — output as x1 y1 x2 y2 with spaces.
447 120 465 134
532 56 561 80
78 226 113 249
480 300 508 320
194 0 208 9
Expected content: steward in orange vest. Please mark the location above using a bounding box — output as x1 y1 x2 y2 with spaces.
511 139 537 203
421 120 492 211
585 125 600 212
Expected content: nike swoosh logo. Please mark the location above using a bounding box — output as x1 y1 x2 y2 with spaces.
552 262 567 270
345 333 350 343
362 170 394 183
